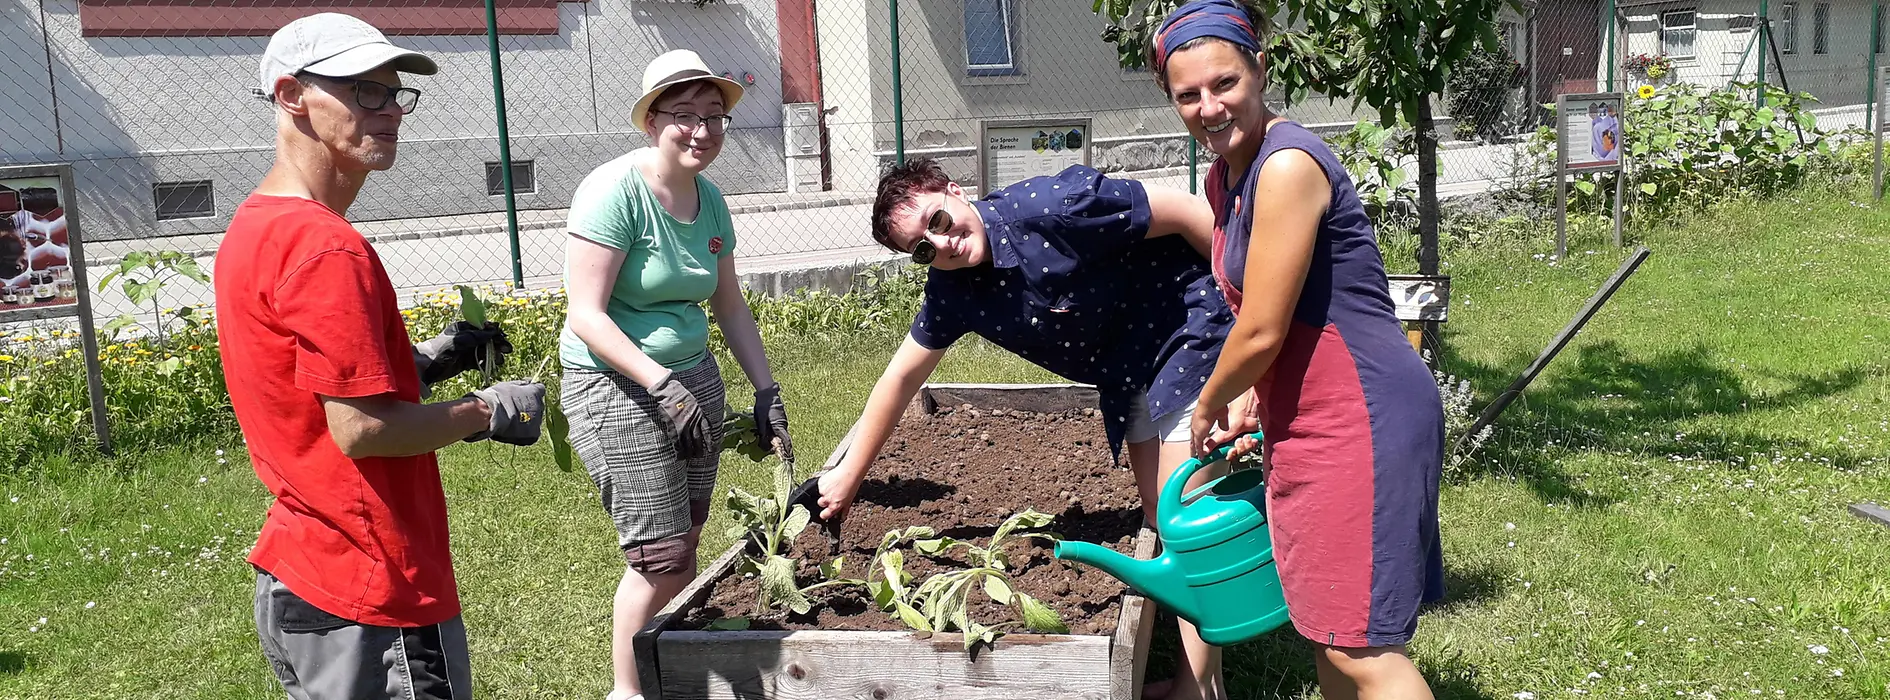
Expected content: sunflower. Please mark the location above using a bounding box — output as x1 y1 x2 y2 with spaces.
1637 84 1657 100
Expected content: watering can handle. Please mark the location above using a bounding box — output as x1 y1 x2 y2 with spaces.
1157 432 1264 519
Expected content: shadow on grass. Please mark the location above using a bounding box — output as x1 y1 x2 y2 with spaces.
0 650 24 676
1438 338 1879 507
1424 561 1510 617
1143 612 1499 699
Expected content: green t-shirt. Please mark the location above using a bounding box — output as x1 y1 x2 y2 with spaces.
559 152 736 372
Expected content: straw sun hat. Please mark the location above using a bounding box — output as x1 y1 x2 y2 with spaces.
629 49 745 131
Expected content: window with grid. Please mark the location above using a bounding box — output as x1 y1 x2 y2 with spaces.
1780 2 1797 54
964 0 1018 76
1661 10 1697 58
1813 3 1829 54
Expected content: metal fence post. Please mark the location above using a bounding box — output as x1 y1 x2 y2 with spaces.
485 0 524 289
890 0 905 165
1757 0 1770 107
1605 0 1616 93
1870 0 1882 134
1188 136 1198 194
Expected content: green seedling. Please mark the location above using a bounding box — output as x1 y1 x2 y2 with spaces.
721 407 773 462
98 250 211 343
725 455 841 615
454 286 574 472
866 525 940 631
869 510 1070 649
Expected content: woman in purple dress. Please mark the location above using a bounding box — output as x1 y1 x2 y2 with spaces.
1147 1 1447 697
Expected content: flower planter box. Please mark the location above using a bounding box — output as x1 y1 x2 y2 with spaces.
632 383 1159 700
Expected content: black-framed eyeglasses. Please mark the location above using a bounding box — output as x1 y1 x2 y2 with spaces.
654 110 734 135
300 73 422 114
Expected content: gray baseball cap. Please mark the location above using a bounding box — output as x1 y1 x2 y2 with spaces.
256 13 438 99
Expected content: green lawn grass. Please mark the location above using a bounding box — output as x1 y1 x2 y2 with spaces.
3 186 1887 699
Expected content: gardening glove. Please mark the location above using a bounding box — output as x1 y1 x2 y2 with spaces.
649 371 715 460
464 380 546 446
414 321 514 390
754 382 794 463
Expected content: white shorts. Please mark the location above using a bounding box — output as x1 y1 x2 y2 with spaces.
1124 393 1197 445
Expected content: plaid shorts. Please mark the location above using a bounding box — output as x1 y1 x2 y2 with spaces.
561 355 727 547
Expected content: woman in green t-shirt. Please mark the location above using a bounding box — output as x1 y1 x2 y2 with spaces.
559 49 793 700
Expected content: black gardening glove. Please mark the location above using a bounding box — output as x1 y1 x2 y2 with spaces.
414 321 514 389
465 380 546 446
650 372 715 460
754 383 794 463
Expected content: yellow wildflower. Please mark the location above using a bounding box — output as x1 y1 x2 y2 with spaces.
1637 84 1656 99
0 355 11 362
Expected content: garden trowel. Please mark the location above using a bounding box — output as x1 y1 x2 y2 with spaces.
781 444 842 557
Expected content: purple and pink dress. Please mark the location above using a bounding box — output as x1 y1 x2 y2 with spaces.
1206 121 1446 648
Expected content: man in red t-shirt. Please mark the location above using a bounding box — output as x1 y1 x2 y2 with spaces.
215 13 545 700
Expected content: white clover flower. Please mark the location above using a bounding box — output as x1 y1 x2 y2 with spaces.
1809 644 1830 655
84 601 95 609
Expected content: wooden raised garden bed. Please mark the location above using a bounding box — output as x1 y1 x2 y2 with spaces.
633 383 1159 700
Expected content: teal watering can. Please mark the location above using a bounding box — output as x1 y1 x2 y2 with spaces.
1052 434 1289 646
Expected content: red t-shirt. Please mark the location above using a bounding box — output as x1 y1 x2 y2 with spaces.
214 194 459 628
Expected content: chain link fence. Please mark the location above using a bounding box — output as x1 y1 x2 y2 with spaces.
2 0 1883 339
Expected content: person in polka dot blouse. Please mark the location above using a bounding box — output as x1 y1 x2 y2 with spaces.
812 157 1248 698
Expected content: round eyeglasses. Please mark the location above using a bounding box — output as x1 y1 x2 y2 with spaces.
654 110 735 135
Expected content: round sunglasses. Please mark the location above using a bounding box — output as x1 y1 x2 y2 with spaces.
904 208 952 264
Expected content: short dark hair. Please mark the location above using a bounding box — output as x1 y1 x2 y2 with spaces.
870 158 953 253
1144 0 1271 97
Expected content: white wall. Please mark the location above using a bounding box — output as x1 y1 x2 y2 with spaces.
1 0 788 241
1620 0 1877 108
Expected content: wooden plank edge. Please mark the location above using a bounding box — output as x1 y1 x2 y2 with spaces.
635 537 752 700
660 629 1114 646
1850 503 1890 530
1111 527 1161 700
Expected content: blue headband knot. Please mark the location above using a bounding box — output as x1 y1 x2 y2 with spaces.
1154 0 1262 73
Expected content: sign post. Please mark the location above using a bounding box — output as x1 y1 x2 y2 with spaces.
978 118 1092 195
1555 92 1628 258
1 163 111 454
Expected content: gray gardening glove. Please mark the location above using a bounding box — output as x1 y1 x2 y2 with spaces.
414 321 513 395
650 372 714 460
465 380 546 446
754 383 794 463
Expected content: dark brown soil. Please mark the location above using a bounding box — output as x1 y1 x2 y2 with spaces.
678 404 1145 636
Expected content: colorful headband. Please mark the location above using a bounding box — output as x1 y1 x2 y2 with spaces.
1153 0 1262 73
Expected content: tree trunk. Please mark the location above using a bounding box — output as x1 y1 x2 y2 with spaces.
1415 98 1441 276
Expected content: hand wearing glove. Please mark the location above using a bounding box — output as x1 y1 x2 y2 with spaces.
414 321 514 390
754 383 794 462
649 372 715 460
465 380 547 446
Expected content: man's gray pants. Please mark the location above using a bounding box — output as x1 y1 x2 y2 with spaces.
253 570 473 700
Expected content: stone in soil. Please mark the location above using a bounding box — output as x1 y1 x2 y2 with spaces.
680 406 1144 636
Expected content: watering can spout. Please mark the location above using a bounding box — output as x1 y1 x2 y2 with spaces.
1052 541 1199 623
